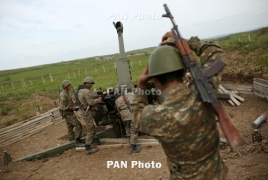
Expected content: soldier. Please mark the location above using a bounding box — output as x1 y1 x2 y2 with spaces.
131 32 228 179
114 85 141 154
59 80 84 147
77 77 102 155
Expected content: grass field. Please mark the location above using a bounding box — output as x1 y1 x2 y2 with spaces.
0 27 267 125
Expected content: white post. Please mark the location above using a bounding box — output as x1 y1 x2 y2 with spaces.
248 34 251 41
239 37 241 42
73 72 76 78
1 84 4 91
103 65 105 72
49 73 53 82
95 67 98 74
21 79 24 87
30 80 33 85
131 62 133 68
23 79 27 87
42 76 45 84
78 68 80 77
139 60 141 66
68 72 70 79
114 62 117 71
11 83 14 89
85 67 87 75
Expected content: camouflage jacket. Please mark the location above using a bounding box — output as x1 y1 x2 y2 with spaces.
59 90 74 116
131 39 228 179
115 92 134 121
77 88 100 110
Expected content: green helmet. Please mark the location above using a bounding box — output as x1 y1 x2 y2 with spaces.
148 46 185 77
84 77 95 84
62 80 71 89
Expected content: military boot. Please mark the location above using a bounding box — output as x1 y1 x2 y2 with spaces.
75 138 85 147
92 137 103 145
130 144 141 154
85 145 98 155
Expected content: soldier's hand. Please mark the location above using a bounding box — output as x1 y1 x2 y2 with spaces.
159 31 174 46
137 64 150 89
72 106 79 111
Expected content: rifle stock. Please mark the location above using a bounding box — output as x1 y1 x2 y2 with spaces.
162 4 245 148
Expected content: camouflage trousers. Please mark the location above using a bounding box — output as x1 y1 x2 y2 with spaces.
124 120 138 145
64 114 82 141
80 111 97 145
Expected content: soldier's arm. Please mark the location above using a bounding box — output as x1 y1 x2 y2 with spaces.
59 94 71 111
85 92 101 106
188 37 226 89
131 92 163 136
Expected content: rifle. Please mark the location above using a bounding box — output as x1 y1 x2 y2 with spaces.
71 85 87 116
162 4 245 148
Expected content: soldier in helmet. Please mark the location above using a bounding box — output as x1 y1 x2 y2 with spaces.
114 85 141 154
59 80 84 147
131 32 228 179
77 76 102 155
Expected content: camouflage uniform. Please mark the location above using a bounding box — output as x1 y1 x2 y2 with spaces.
115 92 139 145
59 90 82 141
77 88 101 146
131 39 228 179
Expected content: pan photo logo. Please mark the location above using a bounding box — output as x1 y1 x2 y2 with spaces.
107 12 162 20
107 161 162 168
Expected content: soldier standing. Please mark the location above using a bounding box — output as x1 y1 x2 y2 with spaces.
114 85 141 154
59 80 84 147
77 77 102 155
131 32 228 179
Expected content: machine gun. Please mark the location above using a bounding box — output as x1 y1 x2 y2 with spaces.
162 4 245 148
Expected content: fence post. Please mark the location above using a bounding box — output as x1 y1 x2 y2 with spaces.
23 79 26 87
68 72 70 79
11 83 14 89
85 67 88 75
49 73 53 82
42 76 45 84
1 84 4 91
73 72 76 78
103 65 105 72
95 67 98 74
21 79 24 87
78 68 80 77
114 62 117 71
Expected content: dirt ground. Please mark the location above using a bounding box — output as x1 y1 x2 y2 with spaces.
0 92 268 180
0 48 268 180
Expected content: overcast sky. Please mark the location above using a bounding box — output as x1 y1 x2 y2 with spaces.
0 0 267 71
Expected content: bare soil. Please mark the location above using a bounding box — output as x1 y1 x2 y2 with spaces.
0 93 268 180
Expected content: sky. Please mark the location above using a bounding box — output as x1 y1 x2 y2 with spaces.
0 0 268 71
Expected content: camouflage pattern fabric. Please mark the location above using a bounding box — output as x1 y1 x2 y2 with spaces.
59 90 82 141
115 92 138 145
80 111 97 145
77 88 101 145
115 92 134 121
123 120 138 145
64 114 82 141
131 38 228 179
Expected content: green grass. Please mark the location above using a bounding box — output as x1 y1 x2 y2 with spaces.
0 27 267 116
